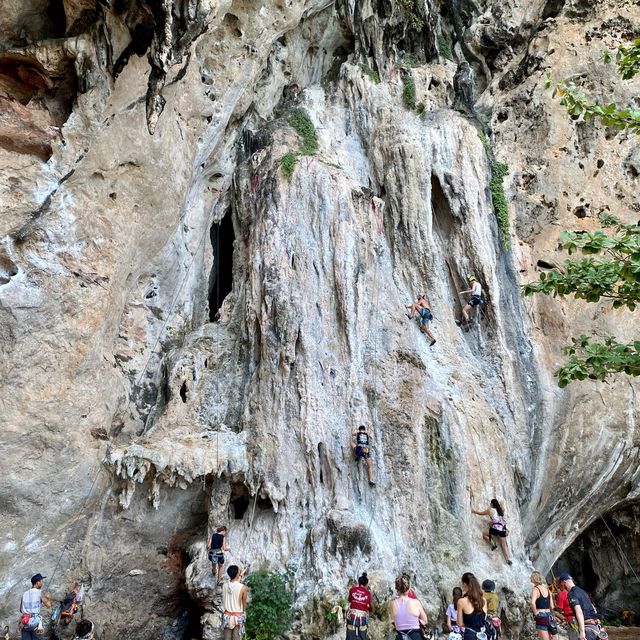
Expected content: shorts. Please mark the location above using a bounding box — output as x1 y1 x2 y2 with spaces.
419 309 432 325
489 527 507 538
208 550 224 565
346 611 368 640
469 295 482 307
534 613 557 635
355 446 370 459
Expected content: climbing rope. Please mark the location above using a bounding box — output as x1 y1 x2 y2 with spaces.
44 205 217 592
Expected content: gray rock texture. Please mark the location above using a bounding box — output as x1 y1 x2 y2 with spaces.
0 0 639 638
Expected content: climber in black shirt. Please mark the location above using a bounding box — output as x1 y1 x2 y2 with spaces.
558 574 606 640
352 425 375 486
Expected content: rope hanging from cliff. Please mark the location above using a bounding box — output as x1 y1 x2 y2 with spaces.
45 207 216 591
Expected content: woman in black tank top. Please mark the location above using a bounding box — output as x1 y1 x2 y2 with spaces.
530 571 556 640
457 573 487 640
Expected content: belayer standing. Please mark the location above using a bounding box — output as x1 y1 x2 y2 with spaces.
446 587 464 636
457 573 487 640
222 565 249 640
391 575 428 640
207 526 231 584
530 571 557 640
346 572 372 640
456 275 483 325
351 425 375 486
482 580 501 640
405 295 437 346
19 573 52 640
472 499 512 565
557 574 608 640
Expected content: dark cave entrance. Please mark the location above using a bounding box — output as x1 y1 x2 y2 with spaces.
552 504 640 620
230 482 250 520
209 209 235 321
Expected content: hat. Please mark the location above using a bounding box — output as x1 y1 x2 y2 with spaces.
482 579 496 591
468 275 477 282
31 573 46 585
558 573 572 582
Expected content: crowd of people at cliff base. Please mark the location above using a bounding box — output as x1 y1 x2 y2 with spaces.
348 570 609 640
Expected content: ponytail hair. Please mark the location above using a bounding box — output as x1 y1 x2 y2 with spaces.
359 572 369 586
395 575 411 595
462 572 484 612
490 499 504 517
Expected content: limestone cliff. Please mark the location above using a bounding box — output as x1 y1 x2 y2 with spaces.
1 0 639 638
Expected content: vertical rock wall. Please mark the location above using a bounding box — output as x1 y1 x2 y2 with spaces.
1 0 639 637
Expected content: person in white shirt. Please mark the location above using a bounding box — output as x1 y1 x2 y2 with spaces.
19 573 52 639
222 565 249 640
456 276 483 324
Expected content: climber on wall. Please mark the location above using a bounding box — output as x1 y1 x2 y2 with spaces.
456 275 484 326
405 295 437 346
471 499 512 565
351 425 375 486
346 572 372 640
207 525 231 584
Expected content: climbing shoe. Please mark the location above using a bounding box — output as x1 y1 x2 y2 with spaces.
369 480 376 487
455 319 462 327
491 543 497 551
430 339 436 347
507 560 513 566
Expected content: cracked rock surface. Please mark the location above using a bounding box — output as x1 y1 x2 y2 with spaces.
1 0 639 637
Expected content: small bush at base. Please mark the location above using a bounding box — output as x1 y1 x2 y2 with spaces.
245 570 294 640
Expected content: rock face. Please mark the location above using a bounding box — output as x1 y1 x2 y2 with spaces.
0 0 639 638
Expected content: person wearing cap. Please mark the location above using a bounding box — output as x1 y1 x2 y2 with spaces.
557 574 606 640
554 578 578 640
19 573 52 639
73 619 95 640
456 275 483 325
405 294 437 347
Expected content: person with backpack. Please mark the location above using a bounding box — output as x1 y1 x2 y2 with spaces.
456 276 483 325
557 574 608 640
405 295 437 346
446 587 464 636
482 580 501 640
390 575 428 640
19 573 52 639
346 572 372 640
351 425 375 486
456 573 487 640
472 499 512 565
530 571 557 640
207 526 231 584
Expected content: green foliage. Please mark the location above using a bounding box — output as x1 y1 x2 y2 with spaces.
477 129 490 153
288 108 318 155
489 162 509 248
323 596 348 632
360 65 380 84
523 215 640 386
397 0 426 31
279 108 318 178
416 102 426 115
403 53 418 68
245 570 294 640
437 35 452 61
402 71 416 110
280 151 299 177
546 39 640 134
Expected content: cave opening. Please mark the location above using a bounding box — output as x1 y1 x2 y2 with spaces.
209 209 235 321
229 482 250 520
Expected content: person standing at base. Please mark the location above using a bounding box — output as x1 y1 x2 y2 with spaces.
557 574 607 640
555 579 578 640
222 565 249 640
346 572 372 640
73 620 95 640
482 580 501 640
351 425 375 486
391 575 428 640
457 572 487 640
530 571 557 640
19 573 52 640
446 587 464 636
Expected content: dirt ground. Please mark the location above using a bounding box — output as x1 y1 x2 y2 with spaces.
604 627 640 639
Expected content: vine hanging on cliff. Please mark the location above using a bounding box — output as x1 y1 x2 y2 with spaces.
490 161 510 249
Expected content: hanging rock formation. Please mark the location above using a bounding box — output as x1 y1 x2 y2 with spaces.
1 0 639 637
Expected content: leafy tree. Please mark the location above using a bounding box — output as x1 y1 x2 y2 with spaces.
525 40 640 387
245 570 294 640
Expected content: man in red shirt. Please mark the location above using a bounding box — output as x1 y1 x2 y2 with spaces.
555 579 578 640
347 573 372 640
